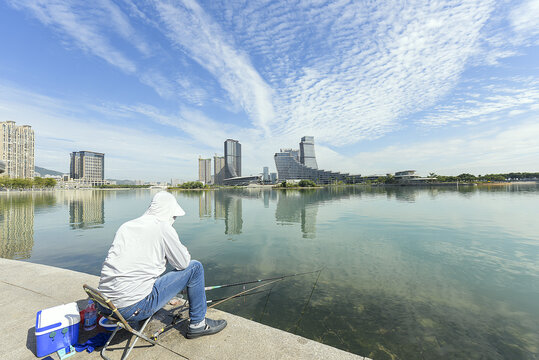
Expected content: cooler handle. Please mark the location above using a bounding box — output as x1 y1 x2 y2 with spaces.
35 310 62 332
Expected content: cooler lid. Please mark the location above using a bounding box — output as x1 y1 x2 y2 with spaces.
35 302 80 335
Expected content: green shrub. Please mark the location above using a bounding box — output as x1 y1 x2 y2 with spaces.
298 179 316 187
180 181 205 189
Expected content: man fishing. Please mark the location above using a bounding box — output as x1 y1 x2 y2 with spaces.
97 191 227 339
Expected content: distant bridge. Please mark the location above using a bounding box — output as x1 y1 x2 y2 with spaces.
149 185 168 190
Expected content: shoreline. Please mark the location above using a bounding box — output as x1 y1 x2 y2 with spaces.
0 180 536 193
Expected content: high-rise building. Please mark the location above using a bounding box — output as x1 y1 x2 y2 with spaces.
198 157 212 184
70 151 104 185
0 121 35 178
263 167 269 182
213 155 225 185
274 136 361 184
224 139 241 179
300 136 318 169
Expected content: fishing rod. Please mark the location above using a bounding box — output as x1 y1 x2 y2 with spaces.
204 268 323 291
206 289 269 304
152 278 282 340
208 278 282 309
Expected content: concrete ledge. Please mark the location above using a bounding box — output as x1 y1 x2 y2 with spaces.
0 259 368 360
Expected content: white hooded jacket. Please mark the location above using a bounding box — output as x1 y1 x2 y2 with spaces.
98 191 191 308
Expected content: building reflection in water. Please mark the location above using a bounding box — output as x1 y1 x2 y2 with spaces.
201 187 376 238
300 206 318 239
387 187 417 202
0 193 55 259
199 191 212 218
64 190 105 229
275 190 318 239
263 190 270 208
212 191 243 235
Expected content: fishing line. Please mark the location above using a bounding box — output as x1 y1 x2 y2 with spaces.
258 282 278 323
293 268 323 334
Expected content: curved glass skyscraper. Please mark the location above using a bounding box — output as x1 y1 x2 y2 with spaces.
274 136 361 184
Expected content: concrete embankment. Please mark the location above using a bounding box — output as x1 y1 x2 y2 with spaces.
0 259 369 360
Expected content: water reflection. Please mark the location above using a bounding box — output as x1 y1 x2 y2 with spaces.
202 189 280 235
214 191 243 235
0 193 55 259
199 191 212 218
63 190 105 229
275 190 319 238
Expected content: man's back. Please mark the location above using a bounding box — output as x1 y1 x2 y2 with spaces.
99 213 190 308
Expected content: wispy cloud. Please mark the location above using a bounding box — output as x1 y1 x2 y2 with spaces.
151 0 276 132
7 0 147 73
417 78 539 126
139 71 176 99
10 0 537 148
210 1 497 144
509 0 539 40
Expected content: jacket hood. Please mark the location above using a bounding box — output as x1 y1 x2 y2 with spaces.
144 191 185 222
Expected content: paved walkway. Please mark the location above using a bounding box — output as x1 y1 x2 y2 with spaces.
0 259 369 360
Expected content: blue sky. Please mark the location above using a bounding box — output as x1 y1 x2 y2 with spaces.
1 0 538 181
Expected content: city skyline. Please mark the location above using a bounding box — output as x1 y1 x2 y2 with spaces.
0 1 538 180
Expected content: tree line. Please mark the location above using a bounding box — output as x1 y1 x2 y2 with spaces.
97 184 150 188
431 172 539 182
169 181 208 189
0 177 57 189
376 172 538 184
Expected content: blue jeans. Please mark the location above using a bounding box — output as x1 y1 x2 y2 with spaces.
100 260 207 324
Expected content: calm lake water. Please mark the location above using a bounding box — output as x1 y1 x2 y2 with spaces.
1 185 538 359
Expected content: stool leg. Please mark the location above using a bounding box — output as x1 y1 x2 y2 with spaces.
101 326 120 360
121 316 153 360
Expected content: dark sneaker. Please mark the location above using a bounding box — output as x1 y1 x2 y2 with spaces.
186 318 227 339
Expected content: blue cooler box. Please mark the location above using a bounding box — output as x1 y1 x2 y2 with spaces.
35 302 80 357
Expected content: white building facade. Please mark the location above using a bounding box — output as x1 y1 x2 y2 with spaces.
198 157 212 184
0 121 35 178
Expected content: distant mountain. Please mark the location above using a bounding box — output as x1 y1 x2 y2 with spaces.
35 166 64 177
